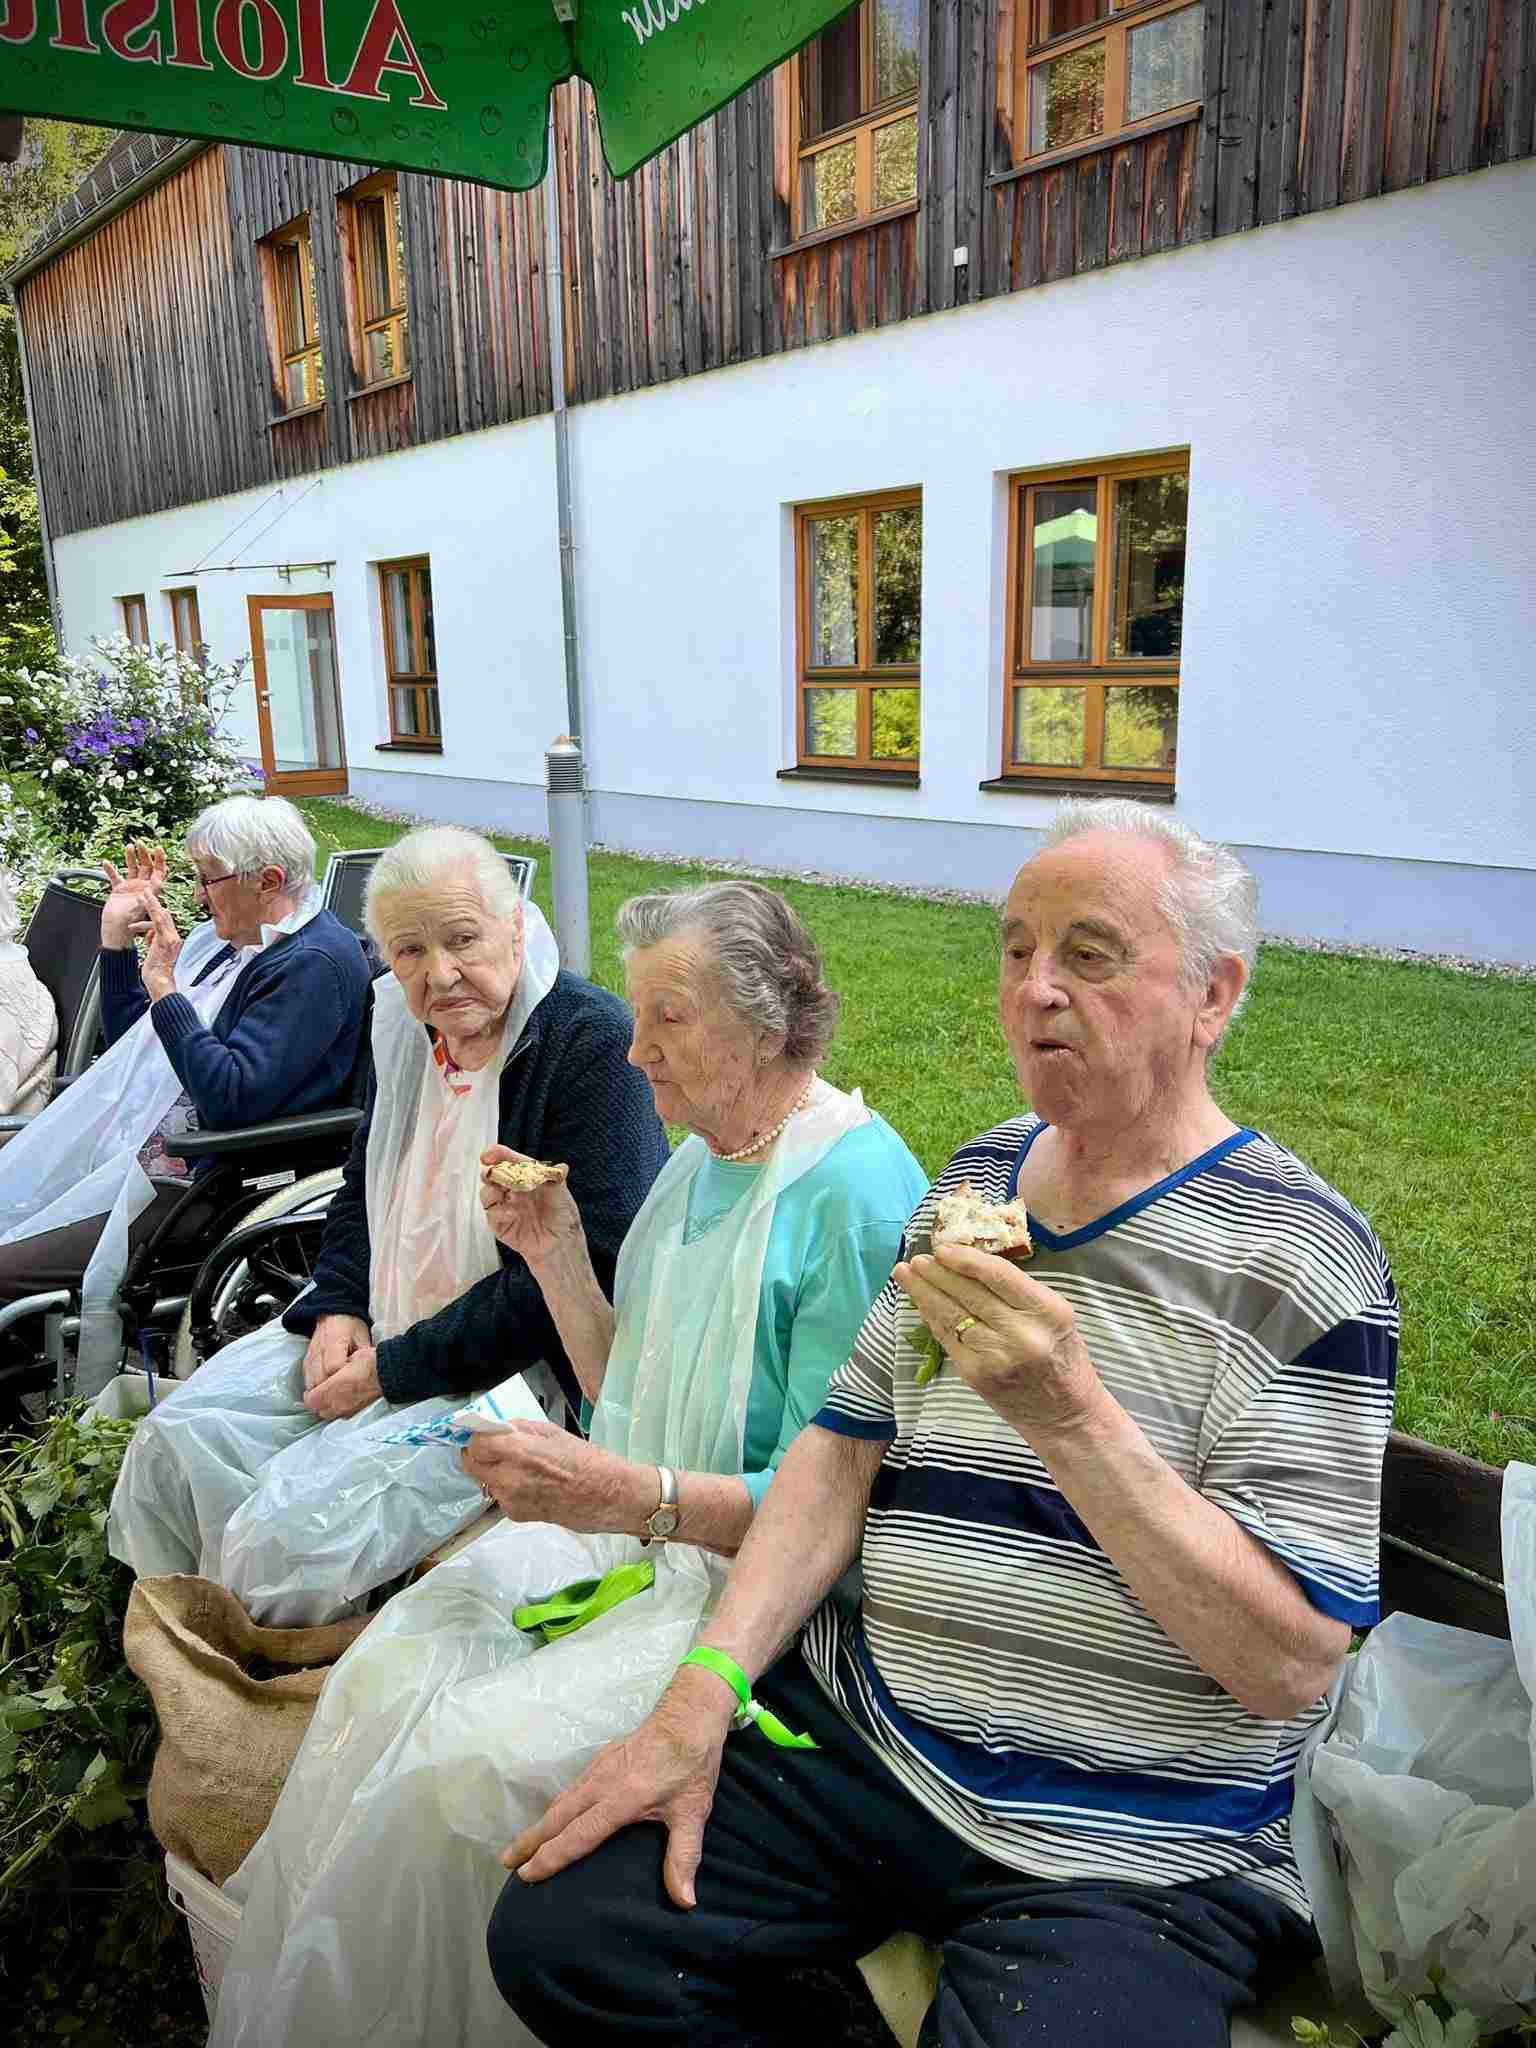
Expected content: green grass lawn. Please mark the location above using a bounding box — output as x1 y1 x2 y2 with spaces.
299 799 1535 1469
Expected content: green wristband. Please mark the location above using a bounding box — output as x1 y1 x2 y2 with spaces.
679 1647 820 1751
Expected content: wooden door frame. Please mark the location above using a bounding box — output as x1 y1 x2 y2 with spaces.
247 592 349 796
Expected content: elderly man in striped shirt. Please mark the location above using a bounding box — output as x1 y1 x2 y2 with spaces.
487 799 1398 2048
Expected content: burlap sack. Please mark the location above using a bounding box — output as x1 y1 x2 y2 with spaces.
123 1575 370 1884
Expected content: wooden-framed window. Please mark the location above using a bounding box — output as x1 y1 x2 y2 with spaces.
1008 0 1204 164
118 594 149 645
167 587 204 666
1003 453 1187 789
795 490 921 772
341 172 411 388
262 216 324 414
379 557 439 748
792 0 921 238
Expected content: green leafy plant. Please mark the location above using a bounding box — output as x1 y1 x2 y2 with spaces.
0 1407 210 2041
1293 1992 1536 2046
0 1405 151 1904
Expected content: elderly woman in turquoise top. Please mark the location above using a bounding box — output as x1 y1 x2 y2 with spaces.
209 881 926 2048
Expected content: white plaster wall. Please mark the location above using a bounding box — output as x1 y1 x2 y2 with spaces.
54 414 565 793
52 156 1536 878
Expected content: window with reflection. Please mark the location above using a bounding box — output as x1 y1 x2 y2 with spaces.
262 216 324 415
379 556 439 747
1004 457 1186 789
118 595 149 647
795 0 921 237
167 587 205 670
797 490 921 772
1012 0 1203 163
342 172 411 388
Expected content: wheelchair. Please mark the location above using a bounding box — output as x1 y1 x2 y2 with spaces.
0 847 537 1423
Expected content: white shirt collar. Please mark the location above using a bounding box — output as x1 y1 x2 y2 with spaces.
257 879 325 953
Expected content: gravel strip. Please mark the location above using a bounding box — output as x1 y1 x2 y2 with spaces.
336 798 1535 980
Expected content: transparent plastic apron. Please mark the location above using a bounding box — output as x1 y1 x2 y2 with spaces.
211 1083 870 2048
0 918 255 1393
362 902 563 1415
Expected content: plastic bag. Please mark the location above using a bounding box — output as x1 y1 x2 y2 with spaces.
1309 1461 1535 2031
212 1522 711 2048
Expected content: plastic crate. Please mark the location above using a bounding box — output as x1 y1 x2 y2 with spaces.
165 1852 242 2024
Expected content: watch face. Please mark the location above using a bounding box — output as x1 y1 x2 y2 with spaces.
649 1506 681 1538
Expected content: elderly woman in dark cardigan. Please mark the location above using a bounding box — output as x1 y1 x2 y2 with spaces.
108 824 668 1625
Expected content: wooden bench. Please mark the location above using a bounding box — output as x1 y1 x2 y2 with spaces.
854 1432 1511 2047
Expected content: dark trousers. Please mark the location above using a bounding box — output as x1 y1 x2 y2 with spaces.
0 1182 186 1305
488 1647 1319 2048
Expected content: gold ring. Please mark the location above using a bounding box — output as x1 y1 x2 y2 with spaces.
953 1315 979 1339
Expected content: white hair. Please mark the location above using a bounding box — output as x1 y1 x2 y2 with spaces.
184 794 316 891
364 824 525 944
1040 798 1259 1024
617 881 839 1064
0 868 19 944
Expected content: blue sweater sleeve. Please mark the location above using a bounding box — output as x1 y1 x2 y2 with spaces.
98 946 150 1046
150 945 358 1129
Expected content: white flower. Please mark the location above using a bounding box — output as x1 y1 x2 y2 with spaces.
0 695 12 706
50 757 68 775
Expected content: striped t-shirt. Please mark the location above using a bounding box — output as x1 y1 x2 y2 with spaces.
804 1116 1398 1917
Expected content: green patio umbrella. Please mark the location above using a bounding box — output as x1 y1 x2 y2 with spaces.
0 0 856 190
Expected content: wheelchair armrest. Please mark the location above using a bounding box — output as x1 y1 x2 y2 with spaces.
162 1107 364 1160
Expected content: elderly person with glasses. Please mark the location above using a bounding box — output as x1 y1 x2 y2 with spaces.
110 825 670 1629
489 803 1399 2048
0 798 370 1375
205 880 928 2048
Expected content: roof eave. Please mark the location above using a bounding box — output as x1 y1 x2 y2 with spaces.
3 135 211 295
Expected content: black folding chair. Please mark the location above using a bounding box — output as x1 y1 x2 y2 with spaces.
320 846 537 963
20 871 106 1079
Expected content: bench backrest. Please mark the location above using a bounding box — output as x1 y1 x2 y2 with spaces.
1379 1430 1508 1638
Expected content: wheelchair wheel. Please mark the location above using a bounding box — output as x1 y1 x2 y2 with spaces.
172 1170 343 1377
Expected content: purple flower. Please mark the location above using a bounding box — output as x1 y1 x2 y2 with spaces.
22 728 37 744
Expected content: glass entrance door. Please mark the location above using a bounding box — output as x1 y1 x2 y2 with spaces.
247 594 348 796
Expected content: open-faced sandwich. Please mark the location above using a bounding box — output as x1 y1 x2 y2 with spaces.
911 1185 1035 1386
485 1158 570 1192
931 1182 1034 1265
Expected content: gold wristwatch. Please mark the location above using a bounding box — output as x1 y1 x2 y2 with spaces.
642 1464 680 1544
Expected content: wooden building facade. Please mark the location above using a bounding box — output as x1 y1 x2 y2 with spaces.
13 0 1535 540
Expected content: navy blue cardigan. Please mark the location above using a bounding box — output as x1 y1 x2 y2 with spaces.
284 971 670 1407
100 909 372 1139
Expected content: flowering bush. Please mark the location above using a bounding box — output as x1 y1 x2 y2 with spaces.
14 635 262 845
1 637 263 931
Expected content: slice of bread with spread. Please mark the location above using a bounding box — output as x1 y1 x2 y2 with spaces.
930 1183 1033 1264
485 1158 569 1192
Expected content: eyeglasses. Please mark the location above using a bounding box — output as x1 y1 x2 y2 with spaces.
194 869 243 896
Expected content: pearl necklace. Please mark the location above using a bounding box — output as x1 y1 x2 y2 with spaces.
717 1075 818 1163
